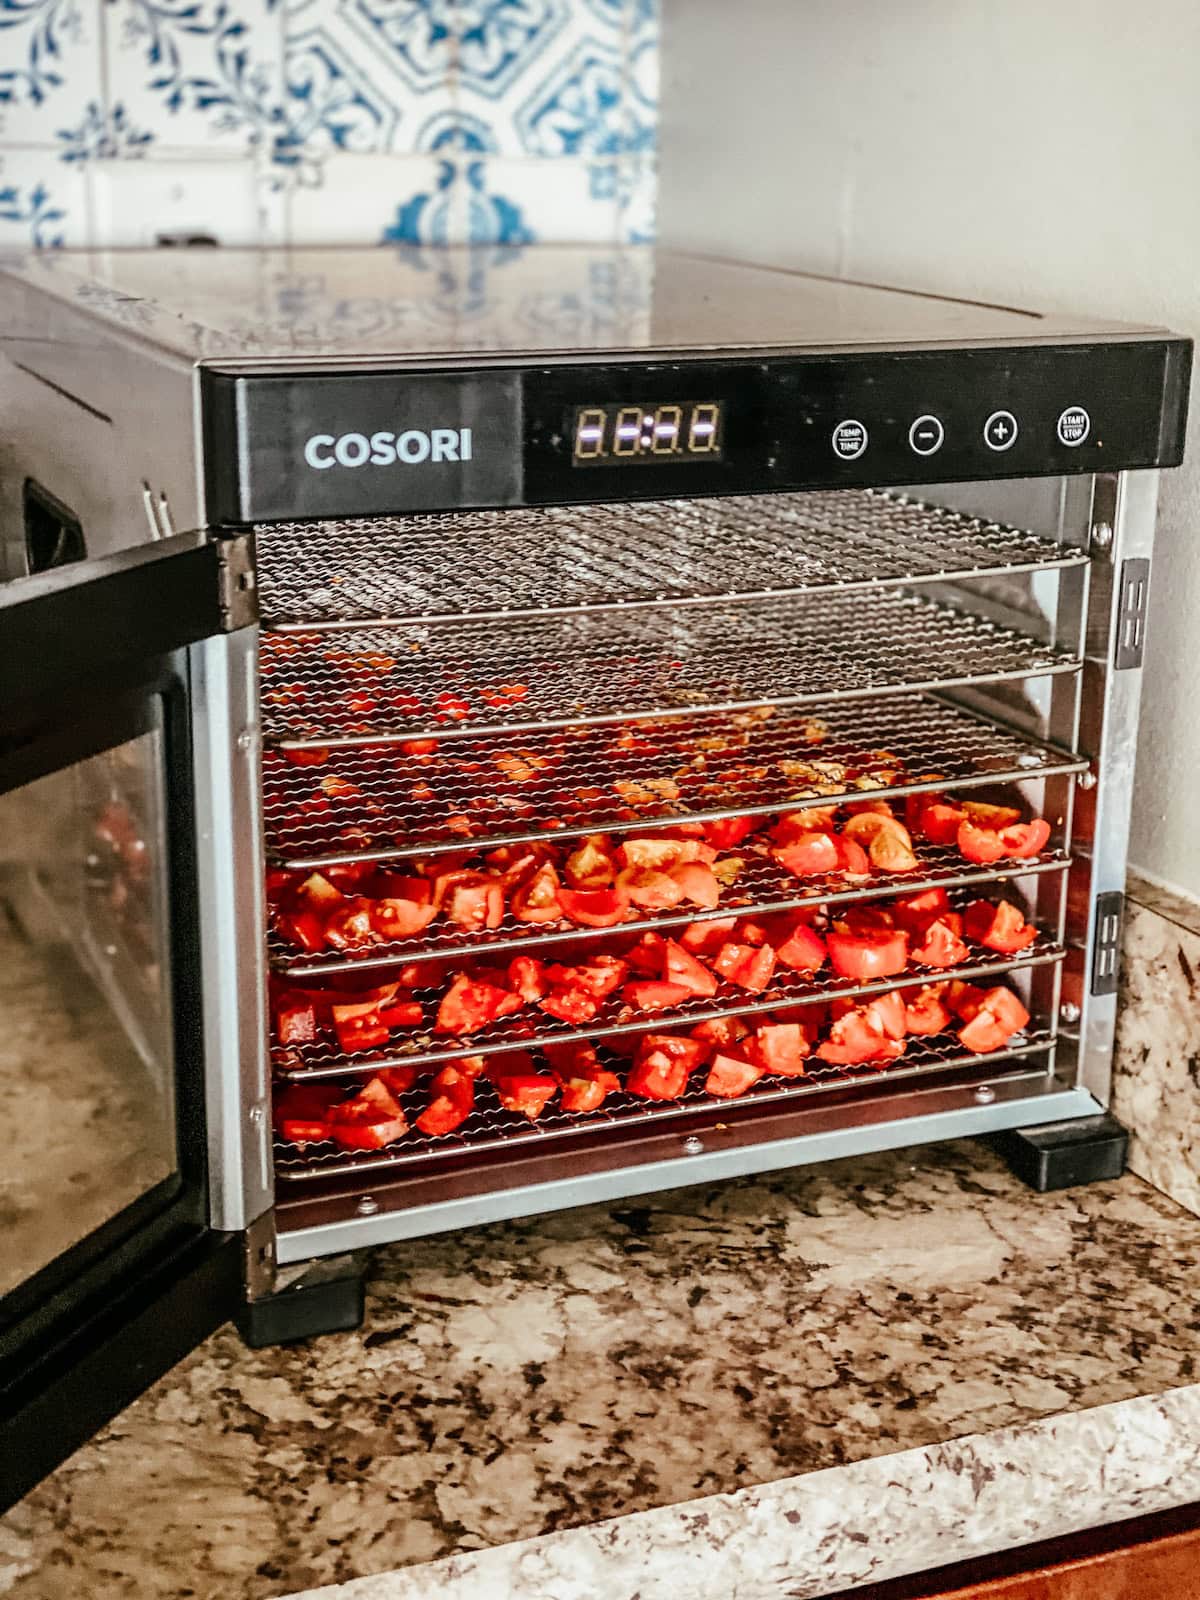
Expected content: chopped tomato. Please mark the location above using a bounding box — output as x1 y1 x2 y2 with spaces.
670 860 722 909
892 887 951 935
328 1077 408 1148
273 991 317 1045
945 980 987 1021
864 989 907 1041
911 914 968 969
628 1034 706 1099
623 979 693 1011
830 834 871 875
369 885 436 941
679 916 738 956
542 1039 600 1076
958 818 1051 864
377 1001 423 1029
663 939 719 997
702 815 759 850
435 973 522 1035
282 747 330 767
543 955 628 999
745 1021 808 1077
559 1072 619 1112
916 799 967 845
617 866 687 910
538 986 600 1024
964 899 1038 954
276 910 327 953
508 955 549 1002
904 984 952 1036
690 1015 751 1051
774 920 827 974
328 984 399 1023
294 872 344 912
333 1016 391 1055
826 926 908 983
558 886 630 927
399 738 439 756
957 987 1030 1053
434 690 471 723
495 1073 558 1120
509 861 562 923
961 800 1022 829
444 874 505 931
705 1050 765 1098
377 1063 419 1095
773 831 840 877
323 898 377 950
274 1083 339 1143
563 836 615 889
817 1006 906 1066
416 1066 474 1136
623 930 669 974
277 1118 331 1146
712 941 777 993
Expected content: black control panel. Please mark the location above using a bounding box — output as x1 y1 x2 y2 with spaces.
202 338 1191 524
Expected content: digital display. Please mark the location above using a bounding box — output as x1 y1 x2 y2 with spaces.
572 401 724 464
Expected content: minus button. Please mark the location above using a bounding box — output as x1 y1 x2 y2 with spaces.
908 415 945 457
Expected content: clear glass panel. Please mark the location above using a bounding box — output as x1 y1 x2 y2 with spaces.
0 712 177 1296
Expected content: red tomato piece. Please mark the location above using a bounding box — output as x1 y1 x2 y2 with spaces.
689 1015 751 1051
622 979 693 1012
964 899 1039 954
662 939 719 997
399 738 439 756
704 1050 765 1098
328 1077 408 1148
559 1071 621 1113
904 984 952 1036
745 1022 808 1078
892 887 951 935
826 927 909 983
558 886 630 927
670 860 722 909
623 930 669 974
443 875 504 931
543 955 628 999
276 910 327 953
370 891 437 941
773 831 840 878
702 815 759 850
999 819 1052 859
416 1066 475 1136
323 898 377 950
864 989 907 1041
679 916 739 956
958 987 1031 1053
434 690 471 723
282 747 330 767
508 955 549 1002
509 861 562 923
377 1063 420 1095
333 1016 391 1055
628 1034 706 1100
274 1083 339 1141
435 973 522 1035
774 920 827 974
329 1117 409 1151
911 915 968 969
817 1007 906 1066
918 801 968 845
273 992 317 1045
495 1073 559 1121
563 836 616 889
946 980 988 1021
830 834 871 876
278 1119 331 1146
294 872 345 912
542 1039 600 1077
618 866 687 910
961 800 1023 829
712 941 777 993
377 1001 423 1029
538 987 600 1025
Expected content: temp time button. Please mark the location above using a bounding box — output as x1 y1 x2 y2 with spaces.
1057 405 1091 446
832 418 868 460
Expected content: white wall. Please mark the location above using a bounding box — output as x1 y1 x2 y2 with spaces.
659 0 1200 901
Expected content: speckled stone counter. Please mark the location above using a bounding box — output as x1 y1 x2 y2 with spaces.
4 1139 1200 1600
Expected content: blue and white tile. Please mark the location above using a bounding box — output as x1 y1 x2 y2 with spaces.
372 151 617 245
280 0 456 167
0 146 90 248
103 0 287 157
612 154 652 242
288 151 446 243
0 0 103 145
89 151 261 245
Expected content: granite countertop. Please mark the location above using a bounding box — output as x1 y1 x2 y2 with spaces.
4 1139 1200 1600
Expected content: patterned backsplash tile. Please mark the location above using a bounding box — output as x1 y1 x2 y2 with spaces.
0 0 657 249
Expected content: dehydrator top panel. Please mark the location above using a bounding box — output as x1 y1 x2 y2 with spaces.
3 245 1188 520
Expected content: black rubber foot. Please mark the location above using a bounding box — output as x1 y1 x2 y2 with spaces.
235 1268 365 1348
988 1113 1129 1192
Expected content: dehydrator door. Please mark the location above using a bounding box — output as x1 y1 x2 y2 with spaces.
0 534 251 1510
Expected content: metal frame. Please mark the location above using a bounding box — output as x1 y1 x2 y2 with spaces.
190 627 274 1233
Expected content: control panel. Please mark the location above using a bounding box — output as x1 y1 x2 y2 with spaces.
203 337 1190 522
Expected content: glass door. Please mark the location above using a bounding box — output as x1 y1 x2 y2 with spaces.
0 533 251 1510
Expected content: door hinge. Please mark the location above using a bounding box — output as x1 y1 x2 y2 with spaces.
1090 890 1124 996
216 532 258 632
1114 558 1150 669
243 1208 278 1300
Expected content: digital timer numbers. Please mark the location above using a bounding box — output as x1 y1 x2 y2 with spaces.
572 401 723 464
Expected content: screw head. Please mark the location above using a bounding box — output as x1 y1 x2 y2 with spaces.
356 1195 380 1216
1060 1001 1081 1024
236 729 254 753
1091 521 1114 549
974 1085 997 1105
248 1104 264 1126
1077 771 1097 790
682 1135 705 1156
